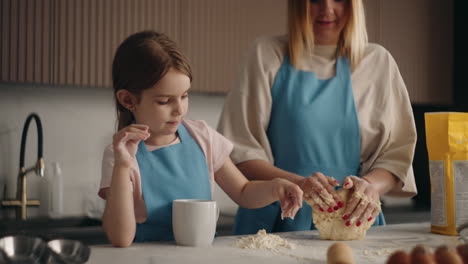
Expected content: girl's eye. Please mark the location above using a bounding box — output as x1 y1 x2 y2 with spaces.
157 101 169 105
182 93 189 99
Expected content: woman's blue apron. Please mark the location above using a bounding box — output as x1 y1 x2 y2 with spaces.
134 123 211 241
233 56 385 235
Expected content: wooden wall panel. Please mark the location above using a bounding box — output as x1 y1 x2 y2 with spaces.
57 0 66 85
66 0 74 85
33 0 42 82
0 0 284 92
51 0 58 84
42 0 51 84
9 0 18 81
0 0 285 92
1 0 9 80
180 0 287 94
364 0 453 104
25 0 34 82
0 0 454 102
17 0 26 82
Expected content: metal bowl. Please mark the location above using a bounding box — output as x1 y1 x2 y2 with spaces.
459 223 468 244
47 239 90 264
0 248 10 264
0 235 49 264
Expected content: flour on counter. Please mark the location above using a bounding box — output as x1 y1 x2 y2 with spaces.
235 229 296 250
361 237 463 259
362 248 400 256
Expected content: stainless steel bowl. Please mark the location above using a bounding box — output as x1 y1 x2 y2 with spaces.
459 223 468 244
0 248 10 264
0 235 49 264
47 239 90 264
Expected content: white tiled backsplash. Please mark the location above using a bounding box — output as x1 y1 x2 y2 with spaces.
0 83 237 219
0 83 410 220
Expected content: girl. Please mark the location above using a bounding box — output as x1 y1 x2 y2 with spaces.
98 30 303 247
218 0 417 235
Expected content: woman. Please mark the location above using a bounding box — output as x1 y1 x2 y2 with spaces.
217 0 417 235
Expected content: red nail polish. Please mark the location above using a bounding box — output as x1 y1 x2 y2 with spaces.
367 217 373 221
319 207 324 212
338 201 344 208
344 182 349 187
334 180 339 184
333 206 339 211
342 214 348 220
356 221 362 227
345 221 351 226
327 208 333 213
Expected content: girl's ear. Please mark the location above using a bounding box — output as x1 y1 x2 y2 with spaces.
116 90 137 111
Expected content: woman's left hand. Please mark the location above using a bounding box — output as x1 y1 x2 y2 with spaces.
341 176 382 227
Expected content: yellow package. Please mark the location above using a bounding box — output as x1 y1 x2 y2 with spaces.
425 112 468 236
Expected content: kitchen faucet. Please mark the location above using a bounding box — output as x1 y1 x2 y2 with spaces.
1 113 44 220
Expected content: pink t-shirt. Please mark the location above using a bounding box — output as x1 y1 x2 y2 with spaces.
98 119 233 223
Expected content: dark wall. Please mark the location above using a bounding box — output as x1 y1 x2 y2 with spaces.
411 0 467 209
411 105 452 209
454 0 468 112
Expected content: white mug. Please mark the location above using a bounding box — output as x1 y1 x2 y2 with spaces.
172 199 219 247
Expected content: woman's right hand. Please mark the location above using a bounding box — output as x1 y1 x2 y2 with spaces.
299 172 342 213
112 124 150 167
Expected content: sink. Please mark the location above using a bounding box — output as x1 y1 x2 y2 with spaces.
0 217 108 245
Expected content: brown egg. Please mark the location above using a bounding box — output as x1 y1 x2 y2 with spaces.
434 245 463 264
386 250 410 264
410 244 435 264
456 244 468 264
327 242 355 264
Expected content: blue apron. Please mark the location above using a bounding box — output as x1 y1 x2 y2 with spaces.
134 123 211 241
234 56 385 235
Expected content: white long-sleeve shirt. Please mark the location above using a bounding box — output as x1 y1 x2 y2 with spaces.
218 35 417 197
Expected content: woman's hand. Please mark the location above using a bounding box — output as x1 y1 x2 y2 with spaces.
299 172 342 213
113 124 150 167
341 176 381 227
272 178 303 220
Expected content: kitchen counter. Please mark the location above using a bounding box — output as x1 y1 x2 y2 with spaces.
89 222 463 264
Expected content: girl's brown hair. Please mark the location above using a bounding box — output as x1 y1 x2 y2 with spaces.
112 31 192 130
287 0 368 69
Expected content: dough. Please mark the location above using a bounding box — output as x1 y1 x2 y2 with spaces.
306 189 376 240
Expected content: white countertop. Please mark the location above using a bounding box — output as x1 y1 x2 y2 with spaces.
89 222 462 264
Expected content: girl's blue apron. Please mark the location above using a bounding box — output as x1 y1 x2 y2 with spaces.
134 123 212 242
234 56 385 235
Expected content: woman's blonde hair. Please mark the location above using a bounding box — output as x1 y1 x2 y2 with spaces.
287 0 368 69
112 31 192 130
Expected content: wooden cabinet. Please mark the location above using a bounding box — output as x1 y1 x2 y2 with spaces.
0 0 286 93
0 0 453 102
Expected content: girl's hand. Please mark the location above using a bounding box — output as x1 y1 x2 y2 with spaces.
113 124 150 167
273 178 303 220
341 176 382 227
299 172 342 213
